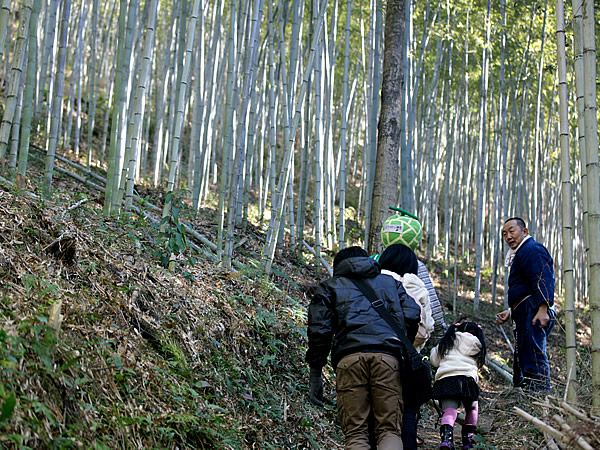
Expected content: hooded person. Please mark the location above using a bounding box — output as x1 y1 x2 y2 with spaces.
306 246 421 449
378 213 446 449
379 243 435 352
379 212 447 339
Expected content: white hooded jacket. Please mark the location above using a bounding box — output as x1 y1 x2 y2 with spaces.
430 331 482 382
381 270 435 351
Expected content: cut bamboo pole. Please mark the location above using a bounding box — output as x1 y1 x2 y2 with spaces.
514 407 581 449
486 356 512 383
552 414 594 450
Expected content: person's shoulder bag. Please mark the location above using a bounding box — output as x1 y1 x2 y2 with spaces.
349 277 432 407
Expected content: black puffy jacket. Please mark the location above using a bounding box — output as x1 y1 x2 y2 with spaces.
306 256 421 370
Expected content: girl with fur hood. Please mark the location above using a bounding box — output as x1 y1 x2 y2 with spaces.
378 243 436 449
379 243 435 351
430 322 486 450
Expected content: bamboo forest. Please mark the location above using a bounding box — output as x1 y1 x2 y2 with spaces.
0 0 599 447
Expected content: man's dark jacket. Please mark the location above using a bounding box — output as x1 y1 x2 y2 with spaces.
508 236 555 309
306 256 421 370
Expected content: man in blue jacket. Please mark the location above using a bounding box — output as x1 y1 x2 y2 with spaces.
306 246 421 449
496 217 555 391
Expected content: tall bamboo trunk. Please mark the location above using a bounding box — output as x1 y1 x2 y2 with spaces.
86 0 99 167
531 0 549 236
0 0 12 71
121 0 159 210
224 0 264 270
162 0 202 219
216 0 237 260
103 0 128 213
556 0 577 403
491 0 509 306
44 0 71 187
313 0 323 273
580 0 600 409
261 0 328 276
473 0 491 312
110 0 139 212
8 72 24 170
0 0 32 162
338 0 353 249
17 0 42 178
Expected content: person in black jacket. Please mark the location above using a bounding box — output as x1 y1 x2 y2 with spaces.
306 246 421 449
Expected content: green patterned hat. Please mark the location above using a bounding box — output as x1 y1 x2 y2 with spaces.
381 208 422 250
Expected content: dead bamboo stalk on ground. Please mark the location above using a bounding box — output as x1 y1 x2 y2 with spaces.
486 356 513 383
552 414 595 450
514 406 594 450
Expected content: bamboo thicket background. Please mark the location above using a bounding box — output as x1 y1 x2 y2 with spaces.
0 0 599 383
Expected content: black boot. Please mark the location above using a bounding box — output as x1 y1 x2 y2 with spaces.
439 424 454 449
461 425 476 449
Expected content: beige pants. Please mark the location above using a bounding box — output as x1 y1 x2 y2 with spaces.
336 352 404 450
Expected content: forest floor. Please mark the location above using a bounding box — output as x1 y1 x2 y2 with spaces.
0 152 598 449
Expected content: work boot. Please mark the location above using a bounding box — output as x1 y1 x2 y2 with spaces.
439 424 454 449
461 425 476 449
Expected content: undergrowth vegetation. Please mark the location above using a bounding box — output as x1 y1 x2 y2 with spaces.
1 165 597 449
0 181 338 448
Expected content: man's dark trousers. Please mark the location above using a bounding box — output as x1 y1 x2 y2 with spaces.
512 297 554 391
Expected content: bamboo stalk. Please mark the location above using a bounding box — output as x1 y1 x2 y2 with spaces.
552 414 594 450
497 324 515 353
0 0 32 161
302 240 333 277
486 356 512 383
581 0 600 410
556 0 578 404
514 407 570 447
0 0 11 67
558 399 600 422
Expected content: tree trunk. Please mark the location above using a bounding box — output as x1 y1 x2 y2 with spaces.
261 0 328 276
86 0 99 167
367 0 405 255
103 0 128 213
364 0 383 248
338 0 353 249
122 0 159 210
161 0 202 222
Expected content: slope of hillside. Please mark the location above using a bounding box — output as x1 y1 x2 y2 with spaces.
1 161 598 449
0 168 339 448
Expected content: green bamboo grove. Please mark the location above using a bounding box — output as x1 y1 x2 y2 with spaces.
0 0 599 406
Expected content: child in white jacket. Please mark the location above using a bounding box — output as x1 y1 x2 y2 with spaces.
430 322 486 450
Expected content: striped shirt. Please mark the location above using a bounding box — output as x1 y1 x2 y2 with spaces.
418 260 447 341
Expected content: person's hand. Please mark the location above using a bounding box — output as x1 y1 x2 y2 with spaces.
532 304 550 327
309 367 324 407
496 309 511 325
